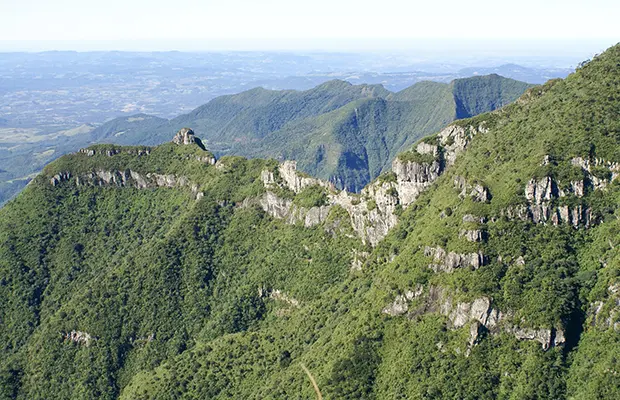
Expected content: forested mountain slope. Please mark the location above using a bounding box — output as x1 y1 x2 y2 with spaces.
91 75 531 191
1 44 619 400
0 75 528 206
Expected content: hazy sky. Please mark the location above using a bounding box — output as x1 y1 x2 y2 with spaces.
0 0 618 51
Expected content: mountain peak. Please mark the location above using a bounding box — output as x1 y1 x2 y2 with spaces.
173 127 196 145
173 127 207 151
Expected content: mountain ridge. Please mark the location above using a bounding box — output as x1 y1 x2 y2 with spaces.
2 45 619 398
91 75 531 191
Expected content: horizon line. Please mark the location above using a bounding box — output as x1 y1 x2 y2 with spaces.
0 37 616 54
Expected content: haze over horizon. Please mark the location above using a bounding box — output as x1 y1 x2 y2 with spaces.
0 0 618 55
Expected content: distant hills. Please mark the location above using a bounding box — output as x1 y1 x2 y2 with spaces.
457 63 573 84
0 74 530 205
91 75 532 191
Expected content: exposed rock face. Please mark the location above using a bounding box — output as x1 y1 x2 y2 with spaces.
571 156 620 188
459 229 485 242
278 160 333 193
351 250 369 272
258 122 489 246
50 169 203 200
258 191 331 228
463 214 485 223
589 283 620 331
392 158 442 206
438 123 487 167
382 286 424 316
446 297 499 329
79 147 151 157
63 330 94 346
50 171 72 186
503 202 592 227
500 173 593 227
424 246 486 273
196 155 217 165
259 162 399 245
173 127 197 145
511 157 620 228
525 177 557 204
454 176 491 202
383 285 565 350
416 142 439 157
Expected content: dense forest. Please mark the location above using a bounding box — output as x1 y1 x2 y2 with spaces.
0 44 618 399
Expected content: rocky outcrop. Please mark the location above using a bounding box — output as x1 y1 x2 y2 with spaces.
196 155 217 165
571 156 620 189
79 147 151 157
50 169 204 200
258 122 489 246
503 203 592 227
589 283 620 331
459 229 485 242
454 176 491 202
438 123 487 167
525 177 558 204
173 127 197 145
259 162 399 245
463 214 486 223
506 326 565 350
382 286 424 316
424 246 486 273
383 285 565 350
416 141 439 157
392 158 441 206
512 156 620 228
277 161 333 193
258 191 331 228
63 330 95 346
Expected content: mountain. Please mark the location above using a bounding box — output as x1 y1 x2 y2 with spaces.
0 75 529 206
90 75 532 191
458 64 574 84
0 43 618 399
90 80 392 146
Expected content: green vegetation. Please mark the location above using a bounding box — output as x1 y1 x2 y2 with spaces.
85 75 531 193
0 44 619 399
396 149 437 164
0 75 530 205
292 185 329 208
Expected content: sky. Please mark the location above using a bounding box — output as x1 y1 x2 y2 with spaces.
0 0 618 51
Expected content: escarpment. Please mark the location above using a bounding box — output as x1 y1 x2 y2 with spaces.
499 155 620 227
47 128 216 200
50 169 204 200
47 121 493 247
5 45 620 400
258 122 487 245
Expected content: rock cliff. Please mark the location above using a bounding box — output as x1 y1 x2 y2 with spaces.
383 285 565 350
258 122 488 245
50 169 203 200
